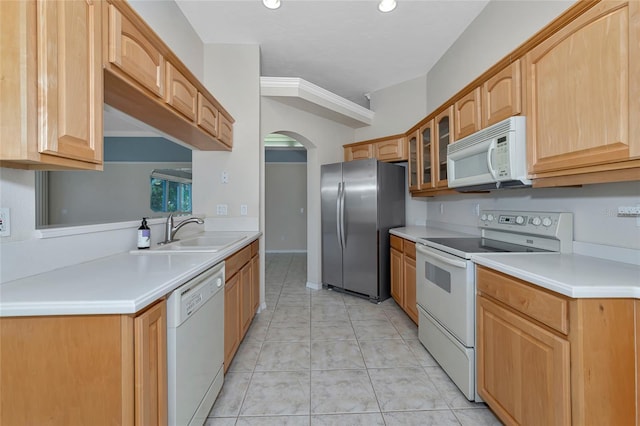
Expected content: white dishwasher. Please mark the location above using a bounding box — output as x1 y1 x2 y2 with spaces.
167 261 225 426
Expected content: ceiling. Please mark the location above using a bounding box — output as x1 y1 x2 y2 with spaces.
175 0 490 108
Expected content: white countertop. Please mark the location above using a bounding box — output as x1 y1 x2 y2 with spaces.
0 231 261 317
472 252 640 299
390 226 475 242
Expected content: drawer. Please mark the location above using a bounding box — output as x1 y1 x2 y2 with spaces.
476 266 569 335
404 240 416 260
390 235 403 251
225 245 251 280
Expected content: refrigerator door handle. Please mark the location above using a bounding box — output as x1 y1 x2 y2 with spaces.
339 181 346 249
336 182 343 249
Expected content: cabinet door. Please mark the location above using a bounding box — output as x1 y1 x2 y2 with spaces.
434 107 453 188
240 262 253 336
477 295 571 426
376 137 406 162
197 93 219 138
218 114 234 148
134 300 168 426
38 0 103 164
419 121 434 190
403 255 418 324
347 144 373 161
165 62 197 121
454 88 481 140
390 247 404 307
407 130 420 191
525 1 638 175
108 4 164 97
251 254 260 313
224 273 241 372
483 60 522 128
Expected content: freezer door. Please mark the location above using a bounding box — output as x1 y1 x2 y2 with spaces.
321 163 343 288
342 159 378 297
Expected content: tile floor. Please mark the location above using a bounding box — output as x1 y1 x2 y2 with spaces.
206 253 502 426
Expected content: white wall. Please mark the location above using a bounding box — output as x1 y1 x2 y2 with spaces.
193 44 261 231
426 0 575 111
261 98 355 288
265 163 307 252
354 75 428 141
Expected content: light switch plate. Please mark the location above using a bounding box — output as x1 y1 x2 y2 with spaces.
0 208 10 237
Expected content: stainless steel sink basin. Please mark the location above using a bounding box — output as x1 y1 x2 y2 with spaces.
131 233 247 254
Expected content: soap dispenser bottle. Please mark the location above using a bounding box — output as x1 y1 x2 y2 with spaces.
138 218 151 249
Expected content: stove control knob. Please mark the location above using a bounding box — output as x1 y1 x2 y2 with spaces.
481 214 487 221
487 214 494 222
516 215 525 225
542 217 553 227
532 216 542 226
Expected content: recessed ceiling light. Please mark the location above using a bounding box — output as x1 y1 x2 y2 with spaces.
378 0 397 13
263 0 281 10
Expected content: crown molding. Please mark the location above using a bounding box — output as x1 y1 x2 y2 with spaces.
260 77 374 128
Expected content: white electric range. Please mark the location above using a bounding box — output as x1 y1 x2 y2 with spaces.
415 210 573 401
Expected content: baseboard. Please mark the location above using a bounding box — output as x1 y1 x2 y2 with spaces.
306 280 322 290
265 249 308 253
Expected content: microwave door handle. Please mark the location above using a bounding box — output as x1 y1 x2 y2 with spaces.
487 139 498 180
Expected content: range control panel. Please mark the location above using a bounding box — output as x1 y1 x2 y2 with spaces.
479 209 573 239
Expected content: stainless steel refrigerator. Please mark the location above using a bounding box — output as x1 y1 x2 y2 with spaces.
321 159 405 302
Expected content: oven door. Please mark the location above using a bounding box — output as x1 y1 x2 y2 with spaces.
415 242 475 347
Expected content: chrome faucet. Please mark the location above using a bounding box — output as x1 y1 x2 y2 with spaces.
163 213 204 244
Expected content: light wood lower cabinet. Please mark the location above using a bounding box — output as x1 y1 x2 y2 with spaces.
0 299 168 426
477 266 637 425
389 235 418 324
224 240 260 372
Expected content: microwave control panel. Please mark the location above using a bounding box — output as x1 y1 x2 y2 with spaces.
494 136 510 178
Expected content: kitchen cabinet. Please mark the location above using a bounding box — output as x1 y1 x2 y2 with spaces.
0 299 168 425
454 88 481 140
524 0 639 186
103 0 235 152
476 266 637 425
418 120 435 190
434 107 453 188
224 240 260 371
0 0 103 170
482 60 522 128
389 235 418 324
343 135 407 162
407 130 420 191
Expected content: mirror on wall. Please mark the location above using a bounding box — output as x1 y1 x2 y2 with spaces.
35 107 193 229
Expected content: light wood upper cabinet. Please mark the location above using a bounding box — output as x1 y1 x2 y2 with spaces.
419 120 435 190
165 62 197 121
343 136 406 163
107 3 164 98
345 144 373 161
482 60 522 128
197 93 220 138
435 107 454 188
525 0 639 180
218 114 234 148
454 88 481 140
407 130 421 191
0 0 103 170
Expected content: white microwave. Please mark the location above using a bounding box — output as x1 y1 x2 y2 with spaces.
447 116 530 191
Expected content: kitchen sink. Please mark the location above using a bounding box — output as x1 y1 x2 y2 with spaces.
131 233 247 254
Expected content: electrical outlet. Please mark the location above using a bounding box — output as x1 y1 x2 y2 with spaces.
220 171 229 184
216 204 228 216
0 208 10 237
240 204 248 216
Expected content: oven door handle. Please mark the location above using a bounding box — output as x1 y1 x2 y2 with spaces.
416 244 468 269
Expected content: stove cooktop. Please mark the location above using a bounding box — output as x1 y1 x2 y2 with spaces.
425 237 551 256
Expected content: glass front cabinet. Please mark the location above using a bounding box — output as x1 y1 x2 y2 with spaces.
435 106 454 188
419 120 435 190
407 130 420 191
